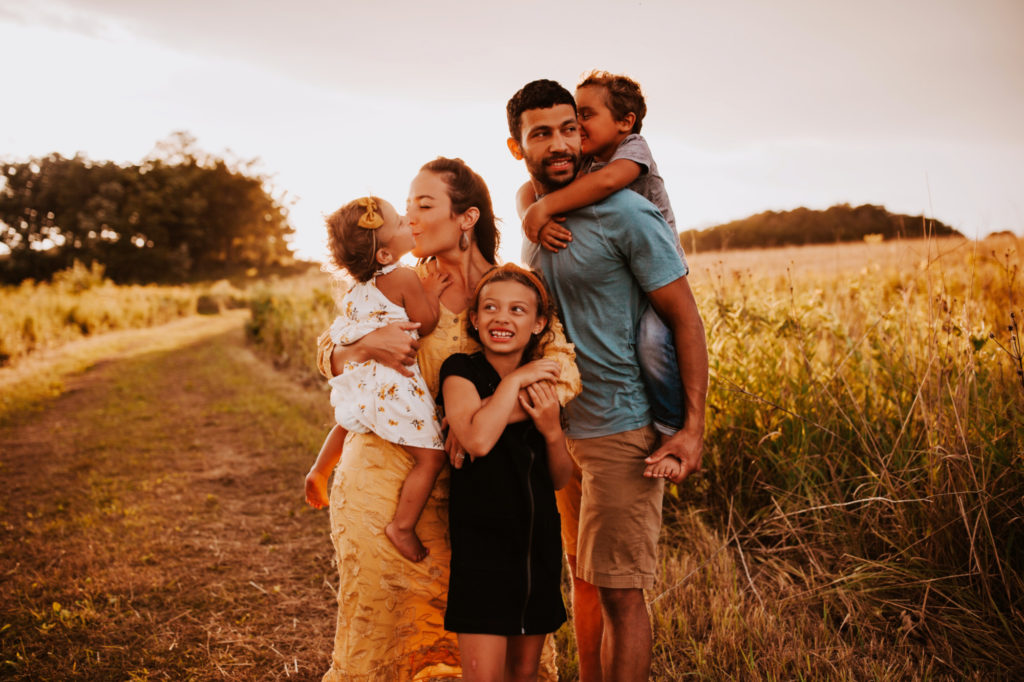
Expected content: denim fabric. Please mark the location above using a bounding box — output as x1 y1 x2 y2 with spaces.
636 305 683 435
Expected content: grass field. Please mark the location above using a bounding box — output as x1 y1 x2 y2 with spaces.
245 234 1024 679
0 260 254 368
2 235 1021 679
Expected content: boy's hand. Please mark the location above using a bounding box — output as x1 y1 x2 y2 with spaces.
538 220 573 252
522 201 549 243
519 381 562 439
524 203 573 252
305 470 330 509
421 269 452 300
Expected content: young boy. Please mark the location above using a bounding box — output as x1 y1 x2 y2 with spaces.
515 70 688 444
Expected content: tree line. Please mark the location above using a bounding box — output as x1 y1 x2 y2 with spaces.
0 133 297 284
679 203 962 253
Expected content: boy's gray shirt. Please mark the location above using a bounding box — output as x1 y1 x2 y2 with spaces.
582 133 678 232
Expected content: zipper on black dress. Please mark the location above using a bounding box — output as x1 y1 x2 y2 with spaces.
520 443 536 635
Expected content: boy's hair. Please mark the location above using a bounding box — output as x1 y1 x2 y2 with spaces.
325 197 384 283
468 263 555 363
420 157 499 265
577 70 646 134
506 79 576 143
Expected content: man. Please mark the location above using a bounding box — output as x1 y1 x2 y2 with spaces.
506 79 709 681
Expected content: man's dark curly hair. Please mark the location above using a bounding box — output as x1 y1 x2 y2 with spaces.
506 79 576 142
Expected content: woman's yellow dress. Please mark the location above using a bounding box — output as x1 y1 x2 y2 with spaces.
317 270 579 682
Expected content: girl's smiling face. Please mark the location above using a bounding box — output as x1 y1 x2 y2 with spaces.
471 279 546 356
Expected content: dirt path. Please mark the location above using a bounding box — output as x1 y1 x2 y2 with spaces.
1 312 339 680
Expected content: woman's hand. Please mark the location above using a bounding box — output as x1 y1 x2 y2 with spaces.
511 359 560 390
443 416 470 469
331 321 421 377
519 381 562 440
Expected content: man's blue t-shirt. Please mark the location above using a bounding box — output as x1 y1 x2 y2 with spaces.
528 190 688 439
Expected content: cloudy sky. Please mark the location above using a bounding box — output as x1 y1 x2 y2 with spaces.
2 0 1021 263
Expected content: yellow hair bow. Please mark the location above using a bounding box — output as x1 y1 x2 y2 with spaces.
357 197 384 229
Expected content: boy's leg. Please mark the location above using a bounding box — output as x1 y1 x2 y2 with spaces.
458 633 507 682
385 446 446 562
636 304 684 436
505 634 547 682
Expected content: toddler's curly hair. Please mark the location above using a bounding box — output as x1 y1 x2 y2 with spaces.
325 197 384 283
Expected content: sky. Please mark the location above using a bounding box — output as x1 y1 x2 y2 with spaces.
1 0 1022 264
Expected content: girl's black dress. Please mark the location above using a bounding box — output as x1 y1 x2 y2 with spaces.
438 352 567 636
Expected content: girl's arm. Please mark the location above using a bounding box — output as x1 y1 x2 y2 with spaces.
305 424 347 509
443 359 560 459
519 381 573 490
523 159 643 250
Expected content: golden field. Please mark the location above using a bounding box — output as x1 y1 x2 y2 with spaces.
248 235 1023 679
3 234 1021 679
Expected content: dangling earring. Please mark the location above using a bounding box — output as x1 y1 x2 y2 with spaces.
459 231 471 251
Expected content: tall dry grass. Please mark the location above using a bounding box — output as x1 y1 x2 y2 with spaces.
651 235 1023 679
243 237 1023 679
0 261 212 366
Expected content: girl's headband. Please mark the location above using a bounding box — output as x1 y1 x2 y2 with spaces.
474 264 550 314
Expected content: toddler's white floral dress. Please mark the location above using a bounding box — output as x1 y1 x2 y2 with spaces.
327 265 444 449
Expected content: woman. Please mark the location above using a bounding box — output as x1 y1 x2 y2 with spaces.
315 157 580 681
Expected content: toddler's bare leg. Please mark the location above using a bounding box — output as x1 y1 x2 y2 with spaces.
385 446 446 562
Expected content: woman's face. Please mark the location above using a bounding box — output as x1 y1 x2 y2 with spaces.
407 170 461 258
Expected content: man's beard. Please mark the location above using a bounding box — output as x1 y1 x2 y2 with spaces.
525 150 580 192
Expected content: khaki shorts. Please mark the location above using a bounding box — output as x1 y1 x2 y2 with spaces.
555 424 663 590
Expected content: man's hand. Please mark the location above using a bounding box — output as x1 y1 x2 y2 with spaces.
644 426 703 483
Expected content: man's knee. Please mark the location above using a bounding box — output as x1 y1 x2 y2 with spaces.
597 586 645 619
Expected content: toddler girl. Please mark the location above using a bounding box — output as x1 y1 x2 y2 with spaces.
439 264 573 681
304 196 449 563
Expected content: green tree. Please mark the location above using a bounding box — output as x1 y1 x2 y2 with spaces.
0 133 295 284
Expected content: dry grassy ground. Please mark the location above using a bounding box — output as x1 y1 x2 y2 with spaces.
2 235 1020 680
0 311 337 680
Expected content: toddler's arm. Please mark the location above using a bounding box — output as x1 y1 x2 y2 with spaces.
392 267 448 337
305 424 347 509
442 359 561 459
524 159 643 252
